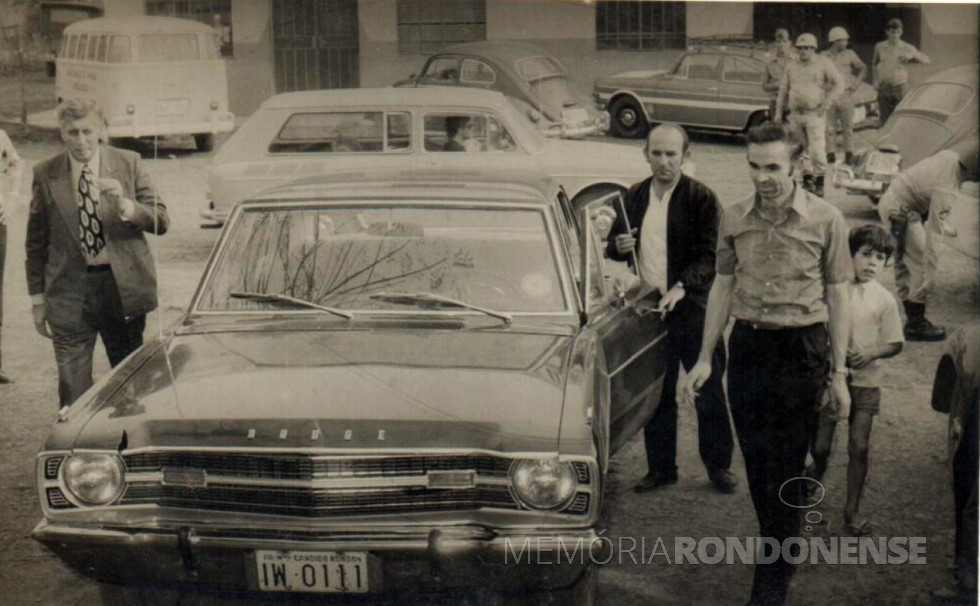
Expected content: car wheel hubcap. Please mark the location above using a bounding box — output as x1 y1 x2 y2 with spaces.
618 108 637 128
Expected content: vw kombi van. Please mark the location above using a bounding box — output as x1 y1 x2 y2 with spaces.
56 16 234 151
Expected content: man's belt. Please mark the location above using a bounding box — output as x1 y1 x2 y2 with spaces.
86 264 112 273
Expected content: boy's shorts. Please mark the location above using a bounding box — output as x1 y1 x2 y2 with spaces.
820 384 881 422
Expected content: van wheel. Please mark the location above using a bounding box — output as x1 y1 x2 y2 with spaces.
608 97 648 139
194 133 215 152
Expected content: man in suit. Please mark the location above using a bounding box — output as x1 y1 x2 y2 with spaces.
26 99 169 409
607 123 736 494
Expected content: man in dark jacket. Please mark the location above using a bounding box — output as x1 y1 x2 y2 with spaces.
607 123 735 494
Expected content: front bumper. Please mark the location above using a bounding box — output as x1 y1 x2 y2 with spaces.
33 520 604 595
107 111 235 139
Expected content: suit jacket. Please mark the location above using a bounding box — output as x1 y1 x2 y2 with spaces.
606 173 721 309
26 145 169 324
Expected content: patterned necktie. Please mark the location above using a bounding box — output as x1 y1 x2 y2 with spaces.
78 164 105 257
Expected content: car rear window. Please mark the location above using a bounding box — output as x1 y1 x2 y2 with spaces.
139 34 200 62
270 112 412 154
901 83 974 116
723 56 763 84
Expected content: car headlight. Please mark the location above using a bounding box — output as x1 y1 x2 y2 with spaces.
62 454 126 506
511 458 577 510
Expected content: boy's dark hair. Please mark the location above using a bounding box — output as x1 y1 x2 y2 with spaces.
745 122 803 161
849 223 896 259
445 115 470 139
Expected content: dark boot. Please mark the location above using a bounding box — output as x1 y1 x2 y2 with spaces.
845 151 854 166
815 176 825 197
802 174 816 194
903 301 947 341
826 152 836 165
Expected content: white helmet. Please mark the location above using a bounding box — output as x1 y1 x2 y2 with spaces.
828 27 849 43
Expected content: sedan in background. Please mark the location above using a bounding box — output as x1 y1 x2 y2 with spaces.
34 168 667 606
838 64 978 202
595 43 878 139
395 41 608 138
201 87 647 227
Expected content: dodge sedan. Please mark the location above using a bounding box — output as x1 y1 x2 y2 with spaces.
34 168 666 605
200 87 647 227
595 44 878 138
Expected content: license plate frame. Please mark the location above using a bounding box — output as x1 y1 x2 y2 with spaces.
156 98 189 116
254 549 372 593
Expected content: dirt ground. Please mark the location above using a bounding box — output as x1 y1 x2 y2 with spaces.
0 125 976 606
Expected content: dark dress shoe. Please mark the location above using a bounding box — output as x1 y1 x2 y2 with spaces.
633 472 678 493
710 469 738 494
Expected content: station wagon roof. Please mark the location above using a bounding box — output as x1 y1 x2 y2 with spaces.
244 167 557 205
64 16 215 34
260 87 517 111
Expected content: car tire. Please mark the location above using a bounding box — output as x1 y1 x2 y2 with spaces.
868 195 881 205
99 582 184 606
195 133 216 152
608 97 648 139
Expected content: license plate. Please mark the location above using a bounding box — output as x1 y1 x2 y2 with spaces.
255 550 369 593
867 151 901 173
852 105 867 123
156 99 189 116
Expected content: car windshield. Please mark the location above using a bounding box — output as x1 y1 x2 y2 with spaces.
900 83 975 116
195 204 568 314
516 56 581 119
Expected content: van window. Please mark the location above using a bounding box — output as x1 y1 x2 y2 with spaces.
59 36 68 58
86 35 100 61
269 111 410 154
96 35 107 62
139 34 200 62
201 34 220 60
108 36 132 63
77 34 89 60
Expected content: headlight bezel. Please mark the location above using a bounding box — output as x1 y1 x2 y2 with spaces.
509 457 579 511
60 453 127 507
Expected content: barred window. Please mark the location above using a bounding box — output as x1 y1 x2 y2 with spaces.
596 1 686 51
145 0 233 57
397 0 486 55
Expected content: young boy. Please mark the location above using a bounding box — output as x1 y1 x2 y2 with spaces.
808 224 904 535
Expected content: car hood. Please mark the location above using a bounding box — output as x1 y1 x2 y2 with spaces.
874 114 957 168
66 329 574 453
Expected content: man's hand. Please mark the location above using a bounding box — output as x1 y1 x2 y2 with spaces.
847 348 874 369
831 373 851 421
614 228 638 256
32 304 51 338
773 111 783 124
657 284 685 314
682 361 712 404
97 177 135 218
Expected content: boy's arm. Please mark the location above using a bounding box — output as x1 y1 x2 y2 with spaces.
849 293 905 368
848 341 903 369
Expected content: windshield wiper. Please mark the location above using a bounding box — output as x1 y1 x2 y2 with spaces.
368 292 512 325
229 291 353 319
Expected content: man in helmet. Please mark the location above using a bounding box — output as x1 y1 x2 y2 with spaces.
774 33 844 198
878 143 978 341
823 27 867 166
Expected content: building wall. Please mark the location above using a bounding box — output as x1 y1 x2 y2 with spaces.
920 4 978 78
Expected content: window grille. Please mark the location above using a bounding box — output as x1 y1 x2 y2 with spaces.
397 0 486 55
596 1 686 51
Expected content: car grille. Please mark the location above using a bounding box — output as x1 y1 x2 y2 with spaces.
118 452 591 517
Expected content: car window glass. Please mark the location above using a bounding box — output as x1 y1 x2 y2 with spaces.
679 54 721 80
197 206 568 313
516 56 564 81
201 33 220 60
723 56 763 84
59 36 68 58
108 35 132 63
583 197 639 298
420 57 459 82
77 34 89 61
424 113 516 153
65 35 77 59
584 218 607 309
270 111 390 154
386 112 412 150
460 58 495 84
96 35 107 62
139 34 200 62
901 83 974 116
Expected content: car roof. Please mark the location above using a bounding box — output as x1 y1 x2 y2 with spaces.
259 87 516 111
243 167 558 205
440 40 556 65
918 64 979 87
63 16 215 34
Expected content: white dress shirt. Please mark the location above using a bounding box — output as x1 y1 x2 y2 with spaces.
637 178 677 292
